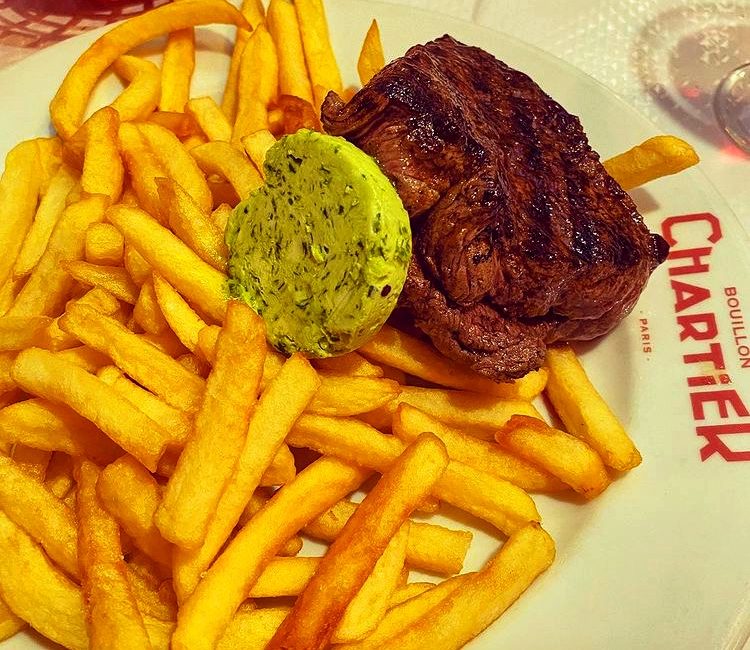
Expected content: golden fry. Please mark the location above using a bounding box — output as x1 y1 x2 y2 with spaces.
0 453 79 578
111 55 161 122
63 260 139 304
137 122 212 214
148 110 200 138
172 458 370 650
10 445 51 481
190 141 263 199
124 243 152 286
312 351 383 377
44 452 76 499
156 302 266 549
218 607 290 650
545 344 641 471
295 0 343 108
496 415 610 499
133 277 170 334
78 107 124 204
172 353 318 600
50 0 250 138
288 414 540 534
97 455 173 567
379 523 555 650
308 374 400 416
359 325 547 399
0 596 25 642
604 135 699 191
0 316 53 351
211 202 232 232
0 140 43 289
59 302 205 412
11 348 168 470
107 204 228 322
357 19 385 85
269 434 448 650
268 0 314 104
85 222 124 265
156 177 227 271
233 24 279 141
152 273 207 352
0 511 88 650
118 122 166 220
393 404 566 493
241 129 277 177
75 460 152 649
186 96 233 142
160 28 196 112
249 556 320 598
0 398 121 464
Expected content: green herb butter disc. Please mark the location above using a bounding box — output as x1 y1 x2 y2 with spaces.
226 129 411 357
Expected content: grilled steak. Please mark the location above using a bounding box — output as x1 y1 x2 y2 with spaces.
321 35 669 380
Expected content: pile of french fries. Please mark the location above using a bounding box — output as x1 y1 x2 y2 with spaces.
0 0 699 648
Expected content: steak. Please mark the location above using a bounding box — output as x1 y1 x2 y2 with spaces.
321 35 669 380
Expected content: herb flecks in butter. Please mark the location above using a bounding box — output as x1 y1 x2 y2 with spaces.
226 129 411 357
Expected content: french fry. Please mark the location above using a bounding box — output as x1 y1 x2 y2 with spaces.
126 561 178 623
97 455 173 567
0 140 43 289
221 0 266 122
233 24 279 142
59 302 205 412
357 19 385 85
97 365 193 447
75 459 152 649
152 273 207 352
379 523 555 650
359 325 548 399
177 352 210 377
10 445 51 481
308 374 400 416
8 195 108 317
295 0 343 108
34 137 63 192
380 385 544 440
141 330 190 357
133 277 170 334
268 0 314 104
156 302 266 549
0 453 79 578
545 344 641 471
304 499 471 576
260 441 298 486
124 243 152 286
211 202 232 232
218 607 291 650
333 523 409 642
496 415 610 499
312 351 384 377
44 452 76 499
12 164 78 279
0 316 53 351
0 511 88 650
186 96 233 142
172 457 370 650
11 348 168 471
604 135 699 191
107 204 228 323
387 582 435 608
160 28 196 112
0 398 121 464
137 122 212 214
269 434 448 650
277 94 322 134
393 404 567 493
249 556 320 598
241 129 277 177
336 576 470 650
50 0 250 138
119 122 166 220
0 353 15 394
287 415 540 534
0 597 25 642
85 222 124 266
172 353 318 600
53 345 111 373
63 260 139 304
157 177 227 271
111 55 161 122
190 141 263 199
148 110 200 138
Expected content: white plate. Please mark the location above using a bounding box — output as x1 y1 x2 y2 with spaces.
2 2 750 649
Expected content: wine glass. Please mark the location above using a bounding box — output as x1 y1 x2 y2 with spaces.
714 63 750 153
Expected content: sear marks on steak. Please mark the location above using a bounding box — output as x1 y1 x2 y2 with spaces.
322 35 669 381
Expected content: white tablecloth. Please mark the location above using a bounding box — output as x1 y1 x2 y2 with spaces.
389 0 750 234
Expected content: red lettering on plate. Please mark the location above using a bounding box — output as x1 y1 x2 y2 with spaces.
668 247 713 276
677 312 718 342
671 280 711 312
690 389 750 420
697 423 750 462
661 212 722 246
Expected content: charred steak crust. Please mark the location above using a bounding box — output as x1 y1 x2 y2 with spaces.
322 35 669 380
